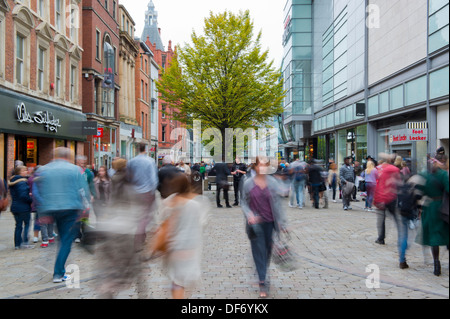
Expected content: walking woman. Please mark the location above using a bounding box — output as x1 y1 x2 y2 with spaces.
9 166 33 250
361 160 379 211
158 173 210 299
93 166 111 221
327 163 340 203
416 153 449 276
241 157 288 298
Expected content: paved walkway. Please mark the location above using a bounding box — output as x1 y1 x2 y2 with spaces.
0 191 448 299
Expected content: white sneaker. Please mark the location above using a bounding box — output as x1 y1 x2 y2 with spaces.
74 238 81 243
289 204 295 208
333 200 337 203
53 275 71 283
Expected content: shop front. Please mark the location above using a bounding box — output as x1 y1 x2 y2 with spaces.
375 111 428 174
0 88 86 179
337 124 368 167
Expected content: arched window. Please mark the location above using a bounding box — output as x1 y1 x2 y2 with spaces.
102 39 115 118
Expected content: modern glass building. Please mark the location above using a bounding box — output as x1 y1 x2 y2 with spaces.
281 0 449 173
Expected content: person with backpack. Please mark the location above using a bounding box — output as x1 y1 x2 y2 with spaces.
289 159 307 209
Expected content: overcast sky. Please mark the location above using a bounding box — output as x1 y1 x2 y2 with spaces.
120 0 286 68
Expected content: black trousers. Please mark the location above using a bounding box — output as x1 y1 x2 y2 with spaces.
216 183 230 206
233 179 242 204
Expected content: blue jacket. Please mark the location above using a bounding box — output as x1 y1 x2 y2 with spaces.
8 175 32 214
34 159 87 213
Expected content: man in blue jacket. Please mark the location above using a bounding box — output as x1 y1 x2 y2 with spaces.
34 147 88 283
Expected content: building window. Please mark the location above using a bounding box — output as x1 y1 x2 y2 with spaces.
368 95 379 117
113 1 116 19
430 66 450 99
96 30 101 60
141 80 144 99
70 65 76 101
0 14 4 78
55 57 63 97
428 0 449 53
37 47 45 91
390 85 404 110
145 83 148 101
55 0 63 32
161 105 166 118
16 34 25 85
405 76 427 106
105 0 108 10
162 125 166 142
38 0 47 19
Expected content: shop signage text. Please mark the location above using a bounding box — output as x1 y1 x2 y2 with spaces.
16 103 62 133
389 128 428 145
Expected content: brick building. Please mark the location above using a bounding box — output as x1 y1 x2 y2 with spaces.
81 0 121 169
134 40 153 152
0 0 86 180
142 0 180 164
118 3 139 159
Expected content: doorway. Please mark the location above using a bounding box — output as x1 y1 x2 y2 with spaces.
14 136 39 169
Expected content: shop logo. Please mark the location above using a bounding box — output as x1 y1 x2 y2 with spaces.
16 103 62 133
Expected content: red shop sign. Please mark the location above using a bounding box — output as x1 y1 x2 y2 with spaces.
94 128 104 138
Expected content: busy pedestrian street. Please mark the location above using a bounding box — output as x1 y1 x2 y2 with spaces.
0 190 448 300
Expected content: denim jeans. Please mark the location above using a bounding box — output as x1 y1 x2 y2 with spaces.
249 222 274 283
397 214 409 263
13 212 31 248
290 180 305 207
42 210 80 279
365 182 376 209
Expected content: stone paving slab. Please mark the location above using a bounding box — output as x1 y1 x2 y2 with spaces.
0 190 448 299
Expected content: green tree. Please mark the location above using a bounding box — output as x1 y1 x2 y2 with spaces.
157 10 285 161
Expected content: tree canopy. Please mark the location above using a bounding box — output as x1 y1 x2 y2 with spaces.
157 10 285 132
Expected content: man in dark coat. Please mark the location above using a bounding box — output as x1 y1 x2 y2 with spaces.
211 162 231 208
231 157 247 206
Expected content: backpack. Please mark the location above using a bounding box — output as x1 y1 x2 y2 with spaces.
397 183 417 219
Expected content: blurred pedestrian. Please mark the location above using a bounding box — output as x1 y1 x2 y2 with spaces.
373 154 401 246
288 159 307 209
211 162 231 208
75 155 96 243
158 155 184 199
127 143 159 251
178 160 191 176
308 159 323 209
95 157 150 298
400 161 411 181
416 153 449 276
34 148 87 283
231 157 247 206
93 166 111 222
9 166 33 250
157 173 210 299
241 157 288 298
340 156 355 211
328 163 340 203
28 166 41 244
361 160 379 212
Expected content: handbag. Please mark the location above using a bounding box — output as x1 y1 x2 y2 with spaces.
272 231 298 272
149 209 179 257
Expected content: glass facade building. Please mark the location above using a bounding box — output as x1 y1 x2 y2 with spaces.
282 0 449 170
